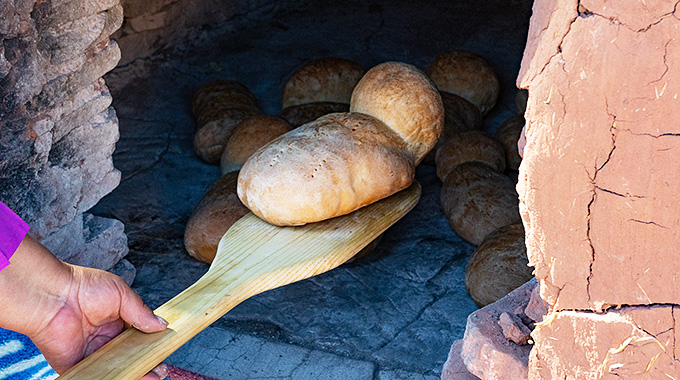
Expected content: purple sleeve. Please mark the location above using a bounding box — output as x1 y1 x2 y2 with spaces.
0 201 30 271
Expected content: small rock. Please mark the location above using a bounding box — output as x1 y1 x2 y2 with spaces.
498 312 531 345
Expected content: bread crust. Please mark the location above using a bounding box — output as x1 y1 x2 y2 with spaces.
440 162 520 245
184 172 251 263
435 130 506 182
282 57 364 108
237 112 415 226
427 51 500 115
350 62 444 164
465 222 532 307
279 102 349 127
494 115 525 171
220 115 292 175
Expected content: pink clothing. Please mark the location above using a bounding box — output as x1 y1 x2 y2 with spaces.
0 201 30 271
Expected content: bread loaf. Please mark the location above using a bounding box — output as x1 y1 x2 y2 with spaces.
350 62 444 164
465 222 532 307
238 112 415 226
426 51 500 115
435 131 506 182
220 115 293 175
279 101 349 127
281 57 365 108
440 162 520 245
184 172 251 263
494 115 525 172
423 92 483 164
192 80 261 164
239 62 442 226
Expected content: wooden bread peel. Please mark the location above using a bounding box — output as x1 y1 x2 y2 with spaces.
58 181 421 380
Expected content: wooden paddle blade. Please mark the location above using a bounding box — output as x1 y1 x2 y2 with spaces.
57 182 421 380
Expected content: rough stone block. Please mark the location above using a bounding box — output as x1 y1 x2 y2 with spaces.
460 279 535 379
441 340 480 380
517 0 680 311
530 306 680 379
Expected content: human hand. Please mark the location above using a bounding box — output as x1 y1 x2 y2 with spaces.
0 236 169 379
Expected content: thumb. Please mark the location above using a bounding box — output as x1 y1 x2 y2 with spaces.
117 281 169 333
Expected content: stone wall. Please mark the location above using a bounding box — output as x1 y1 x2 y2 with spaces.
0 0 131 279
113 0 312 65
518 0 680 377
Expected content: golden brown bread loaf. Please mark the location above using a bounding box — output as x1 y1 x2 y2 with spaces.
192 80 261 164
281 57 365 108
279 101 349 127
220 115 293 175
465 222 532 307
239 62 442 226
184 172 251 263
238 112 415 226
426 51 500 115
350 61 444 165
435 131 506 182
440 162 521 245
423 91 484 164
193 108 261 164
494 115 525 172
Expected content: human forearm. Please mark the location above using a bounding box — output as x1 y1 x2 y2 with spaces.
0 234 73 337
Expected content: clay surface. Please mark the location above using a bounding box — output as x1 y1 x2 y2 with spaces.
531 306 680 379
518 0 680 311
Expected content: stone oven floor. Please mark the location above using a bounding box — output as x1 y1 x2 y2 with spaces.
91 1 532 378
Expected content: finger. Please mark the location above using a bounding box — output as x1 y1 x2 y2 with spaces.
116 280 169 333
139 363 168 380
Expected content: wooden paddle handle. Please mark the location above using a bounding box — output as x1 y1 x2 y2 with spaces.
57 278 255 380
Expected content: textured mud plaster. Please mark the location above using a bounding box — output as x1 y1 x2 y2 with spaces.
517 0 680 311
529 305 680 379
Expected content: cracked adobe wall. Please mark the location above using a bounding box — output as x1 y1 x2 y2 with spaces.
518 0 680 377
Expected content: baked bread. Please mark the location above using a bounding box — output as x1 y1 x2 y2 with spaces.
191 80 262 164
192 80 259 120
281 57 365 108
238 112 415 226
279 101 349 127
184 172 251 263
350 61 444 164
423 92 483 164
239 62 442 226
465 222 532 307
494 115 525 171
220 115 293 175
193 108 260 164
435 131 506 182
426 51 500 115
440 162 521 245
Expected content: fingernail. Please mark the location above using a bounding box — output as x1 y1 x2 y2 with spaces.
153 363 169 379
155 315 169 326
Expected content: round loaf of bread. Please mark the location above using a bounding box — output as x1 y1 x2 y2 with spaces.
350 62 444 165
465 222 532 307
184 172 251 263
279 102 349 127
220 115 293 175
435 131 506 182
426 51 500 115
494 115 525 172
192 80 259 119
282 57 365 108
193 108 260 164
238 112 415 226
423 92 485 164
440 162 521 245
